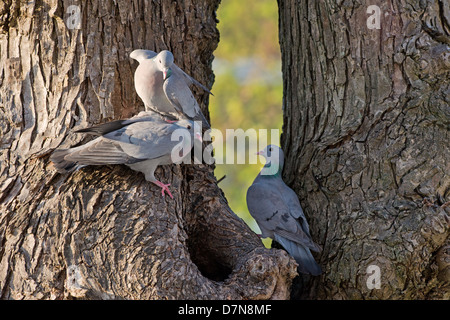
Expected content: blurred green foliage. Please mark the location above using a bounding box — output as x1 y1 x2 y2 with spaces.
209 0 282 247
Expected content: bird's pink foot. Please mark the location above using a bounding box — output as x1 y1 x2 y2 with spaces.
164 118 177 124
154 181 174 199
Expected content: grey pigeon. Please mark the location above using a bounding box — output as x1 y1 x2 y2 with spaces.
50 111 202 199
246 145 322 275
130 49 210 127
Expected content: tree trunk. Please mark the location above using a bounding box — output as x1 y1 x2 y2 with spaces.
278 0 449 299
0 0 297 299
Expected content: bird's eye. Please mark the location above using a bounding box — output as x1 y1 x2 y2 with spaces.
269 147 272 152
187 125 191 129
159 60 161 63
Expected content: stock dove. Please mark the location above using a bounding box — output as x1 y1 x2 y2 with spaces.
246 145 322 275
130 49 210 128
50 111 202 199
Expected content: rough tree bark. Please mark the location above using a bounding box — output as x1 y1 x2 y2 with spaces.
0 0 297 299
278 0 449 299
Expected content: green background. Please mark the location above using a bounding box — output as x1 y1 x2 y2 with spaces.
210 0 282 247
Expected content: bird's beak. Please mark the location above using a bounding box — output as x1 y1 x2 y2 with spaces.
195 132 203 142
163 68 170 80
256 150 263 155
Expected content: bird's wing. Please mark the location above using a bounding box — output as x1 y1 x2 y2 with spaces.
171 64 213 95
75 120 129 136
163 73 201 118
280 182 314 238
102 120 191 161
247 182 319 251
74 111 164 136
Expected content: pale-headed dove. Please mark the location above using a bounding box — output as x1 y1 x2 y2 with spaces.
50 111 202 199
246 145 322 275
130 49 210 128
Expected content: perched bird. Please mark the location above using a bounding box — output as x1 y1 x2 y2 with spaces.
50 111 202 199
130 49 211 127
246 145 322 275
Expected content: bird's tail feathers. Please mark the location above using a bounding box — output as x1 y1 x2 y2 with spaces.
175 65 213 95
194 111 211 129
191 77 213 96
50 149 79 173
275 234 322 276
